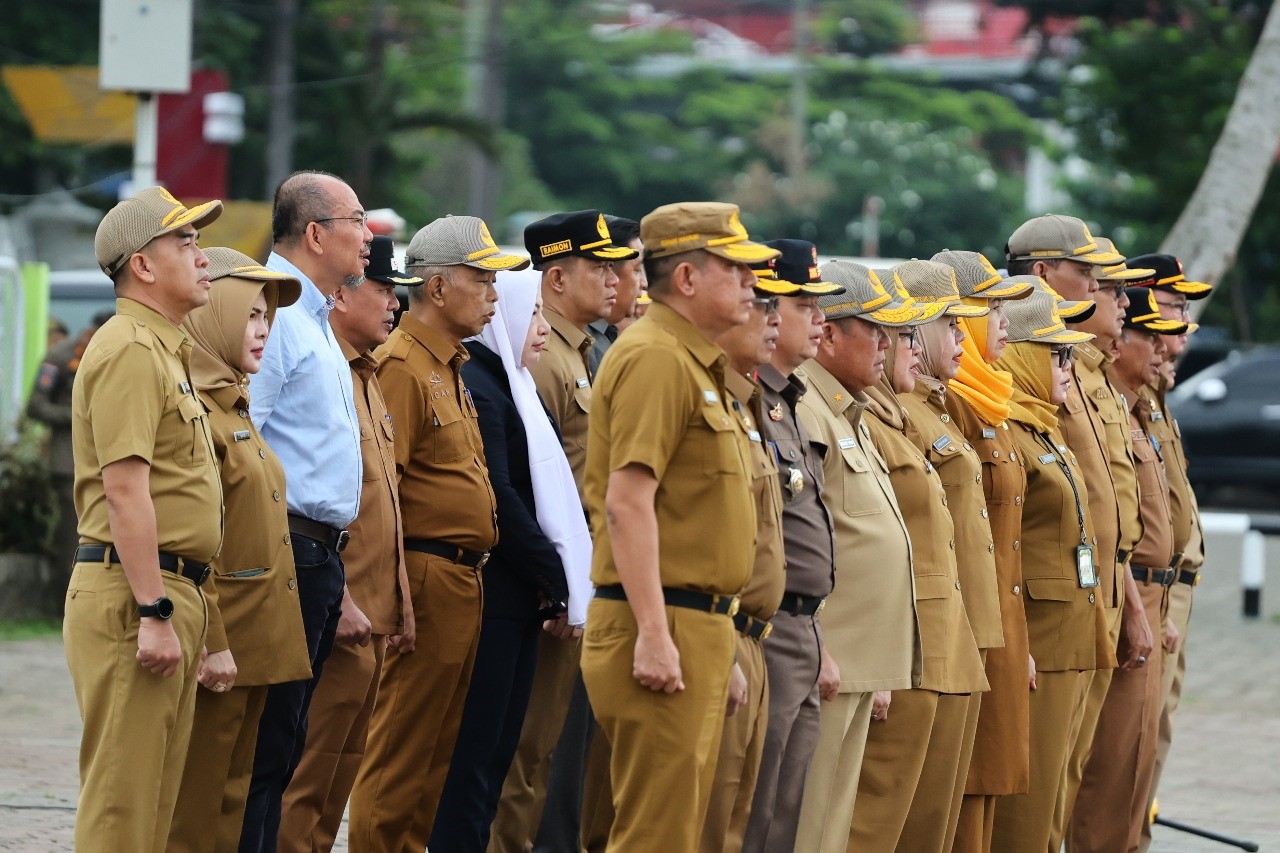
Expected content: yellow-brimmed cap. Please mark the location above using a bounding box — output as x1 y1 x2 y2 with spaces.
641 202 780 264
95 186 223 277
750 239 846 296
1004 288 1096 345
930 249 1032 299
890 259 989 319
410 215 531 271
817 260 923 328
205 246 302 308
1125 253 1213 298
1028 277 1096 322
1124 287 1191 334
1006 214 1116 265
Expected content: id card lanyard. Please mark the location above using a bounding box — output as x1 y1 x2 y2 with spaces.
1034 431 1099 589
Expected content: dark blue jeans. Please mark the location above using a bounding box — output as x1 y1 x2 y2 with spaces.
238 534 345 853
429 616 542 853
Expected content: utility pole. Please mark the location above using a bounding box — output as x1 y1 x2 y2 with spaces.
787 0 810 184
263 0 298 198
464 0 505 224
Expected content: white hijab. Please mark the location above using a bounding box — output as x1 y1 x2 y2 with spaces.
473 268 593 625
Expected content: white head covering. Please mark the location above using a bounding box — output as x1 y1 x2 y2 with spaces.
473 268 593 625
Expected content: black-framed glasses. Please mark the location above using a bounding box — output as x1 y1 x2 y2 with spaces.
898 328 919 349
751 296 781 315
1098 281 1126 298
1051 345 1076 367
1154 299 1190 318
315 214 368 228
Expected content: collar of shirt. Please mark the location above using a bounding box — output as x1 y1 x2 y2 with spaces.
644 302 727 372
335 330 378 381
547 307 594 356
207 382 250 413
1111 378 1142 415
115 297 188 355
587 317 618 342
801 358 867 421
757 362 805 407
1075 341 1113 373
724 370 759 408
267 252 334 321
397 312 469 369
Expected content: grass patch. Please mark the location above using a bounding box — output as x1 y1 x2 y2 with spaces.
0 618 62 641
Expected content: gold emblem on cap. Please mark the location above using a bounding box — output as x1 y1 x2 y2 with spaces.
480 222 497 248
596 213 610 241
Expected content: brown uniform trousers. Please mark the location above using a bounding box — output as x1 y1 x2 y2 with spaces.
947 401 1030 853
849 382 987 853
794 366 916 853
65 299 223 852
1069 388 1174 853
990 420 1105 853
1052 346 1141 849
491 308 593 853
349 315 497 850
278 340 407 851
170 386 310 853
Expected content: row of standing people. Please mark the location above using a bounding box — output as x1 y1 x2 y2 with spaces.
62 175 1203 853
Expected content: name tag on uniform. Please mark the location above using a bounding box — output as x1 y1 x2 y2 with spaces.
233 429 251 442
703 389 719 405
748 429 762 443
838 437 858 450
1151 410 1164 421
1058 444 1067 453
576 377 590 389
981 427 996 439
1039 453 1056 465
179 381 192 395
932 435 952 452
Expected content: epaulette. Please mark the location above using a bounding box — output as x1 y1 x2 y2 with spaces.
376 329 415 364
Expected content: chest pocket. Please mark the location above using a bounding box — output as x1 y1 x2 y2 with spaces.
571 383 591 449
1130 431 1158 466
175 395 212 468
974 436 1016 505
838 440 884 517
925 438 967 488
699 406 741 475
360 422 379 482
430 395 468 463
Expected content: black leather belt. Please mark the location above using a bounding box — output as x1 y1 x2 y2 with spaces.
1117 548 1132 564
1178 568 1200 587
288 514 350 553
594 584 739 616
404 538 490 569
1131 565 1176 587
733 611 773 640
778 591 826 617
74 545 211 587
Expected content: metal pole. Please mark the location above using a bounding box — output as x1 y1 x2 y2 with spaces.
1242 528 1264 618
132 92 159 190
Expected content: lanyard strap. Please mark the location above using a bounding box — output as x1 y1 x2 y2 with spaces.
1035 431 1088 546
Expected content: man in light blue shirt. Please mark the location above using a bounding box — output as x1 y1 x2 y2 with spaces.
240 171 371 853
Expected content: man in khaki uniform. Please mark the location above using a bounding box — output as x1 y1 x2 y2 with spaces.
1070 287 1188 852
490 211 638 853
580 202 776 851
65 186 224 852
348 216 528 851
1131 253 1212 853
793 261 921 852
278 237 418 851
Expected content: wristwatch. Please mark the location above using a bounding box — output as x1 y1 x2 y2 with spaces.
138 596 175 620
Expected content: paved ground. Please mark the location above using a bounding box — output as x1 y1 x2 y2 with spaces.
1 520 1277 851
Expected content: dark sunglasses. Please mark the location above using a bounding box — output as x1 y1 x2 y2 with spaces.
1050 345 1076 368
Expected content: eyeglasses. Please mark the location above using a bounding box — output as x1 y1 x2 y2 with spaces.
751 296 781 315
315 214 369 228
1154 299 1190 318
898 328 919 349
1098 281 1126 298
1051 345 1076 368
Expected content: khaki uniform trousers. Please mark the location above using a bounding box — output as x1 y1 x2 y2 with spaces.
846 688 939 852
170 684 270 852
954 793 999 853
990 668 1090 853
278 638 386 852
1068 582 1165 853
580 598 735 852
348 552 482 851
64 562 207 853
793 689 874 853
488 632 581 853
896 691 970 853
579 716 614 853
1051 603 1122 850
1138 582 1193 852
699 633 770 853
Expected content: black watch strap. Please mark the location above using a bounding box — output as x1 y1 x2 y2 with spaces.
138 596 174 620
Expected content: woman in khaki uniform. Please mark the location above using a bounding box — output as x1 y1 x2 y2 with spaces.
987 289 1103 853
169 249 313 852
847 265 988 853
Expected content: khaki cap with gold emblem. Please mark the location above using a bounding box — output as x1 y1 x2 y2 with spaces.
205 246 302 308
931 249 1033 300
1006 214 1119 265
407 214 530 271
94 186 224 276
1093 237 1155 282
1003 287 1095 345
1026 276 1097 322
816 260 922 327
890 258 989 319
640 201 780 264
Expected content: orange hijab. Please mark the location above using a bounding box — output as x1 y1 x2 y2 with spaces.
951 299 1013 426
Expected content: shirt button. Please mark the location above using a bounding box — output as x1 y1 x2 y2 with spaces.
1012 584 1021 595
1010 452 1017 461
987 543 995 553
1013 540 1020 550
273 491 281 501
239 409 249 419
283 534 291 545
1088 592 1096 604
259 449 267 459
980 508 989 518
941 497 948 507
974 474 982 484
788 450 797 460
949 539 955 549
992 450 1000 459
288 579 297 590
1015 496 1023 505
955 580 962 589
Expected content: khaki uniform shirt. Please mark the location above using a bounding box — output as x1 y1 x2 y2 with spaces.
72 298 223 562
1010 420 1107 672
1116 382 1175 574
1144 384 1201 570
529 307 593 501
199 384 311 686
758 364 835 599
374 314 498 552
340 334 409 636
797 361 915 692
586 302 755 594
863 382 987 694
1075 344 1141 613
725 371 786 621
27 338 79 477
902 382 1004 650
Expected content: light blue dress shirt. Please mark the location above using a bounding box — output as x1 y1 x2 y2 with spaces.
249 253 362 529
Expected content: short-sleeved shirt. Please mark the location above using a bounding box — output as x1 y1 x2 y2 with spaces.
72 298 223 563
758 363 835 599
340 334 408 636
901 382 1004 650
798 361 915 692
198 384 310 686
725 370 786 621
375 314 498 553
529 307 594 501
586 302 755 594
